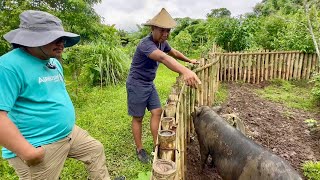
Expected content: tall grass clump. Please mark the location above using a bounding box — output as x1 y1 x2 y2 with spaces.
63 43 130 87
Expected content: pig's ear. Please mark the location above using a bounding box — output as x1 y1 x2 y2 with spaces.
194 106 201 116
211 106 222 114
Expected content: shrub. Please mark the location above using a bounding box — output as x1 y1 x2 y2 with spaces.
302 161 320 180
311 73 320 103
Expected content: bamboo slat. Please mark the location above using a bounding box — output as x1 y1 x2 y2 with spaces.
235 53 239 81
265 50 269 81
297 53 303 80
301 53 307 79
270 52 274 80
257 52 261 83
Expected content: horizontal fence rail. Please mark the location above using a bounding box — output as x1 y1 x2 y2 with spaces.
212 50 320 83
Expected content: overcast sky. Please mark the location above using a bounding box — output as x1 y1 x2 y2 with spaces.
94 0 262 32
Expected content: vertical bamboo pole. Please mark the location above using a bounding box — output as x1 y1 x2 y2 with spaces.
218 54 222 81
278 53 283 79
312 54 318 74
264 50 270 81
297 52 303 80
190 87 195 134
239 53 243 81
301 53 307 79
204 64 208 106
186 87 190 144
235 52 239 81
274 53 278 79
208 65 212 106
293 52 298 79
243 53 248 82
175 99 180 180
260 50 265 82
270 51 274 80
252 54 257 83
200 58 205 105
248 54 252 83
291 52 297 79
282 53 288 80
227 54 231 81
224 55 227 81
286 52 292 80
257 52 261 83
306 54 312 79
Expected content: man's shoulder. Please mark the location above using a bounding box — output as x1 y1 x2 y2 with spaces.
0 49 22 65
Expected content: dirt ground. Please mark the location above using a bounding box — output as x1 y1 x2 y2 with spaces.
187 82 320 180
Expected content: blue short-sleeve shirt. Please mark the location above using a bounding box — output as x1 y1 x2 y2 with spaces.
0 48 75 159
127 34 171 85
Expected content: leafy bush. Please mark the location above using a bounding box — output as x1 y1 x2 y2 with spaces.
311 73 320 103
303 161 320 180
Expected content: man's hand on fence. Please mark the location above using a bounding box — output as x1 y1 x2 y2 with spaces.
182 69 201 88
189 59 200 64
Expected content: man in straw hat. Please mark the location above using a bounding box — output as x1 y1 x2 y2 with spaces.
126 8 201 163
0 10 125 180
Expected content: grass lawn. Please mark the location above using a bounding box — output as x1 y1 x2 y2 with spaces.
0 64 176 180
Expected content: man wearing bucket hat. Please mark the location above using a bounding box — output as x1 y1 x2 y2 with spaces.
126 8 201 163
0 10 124 180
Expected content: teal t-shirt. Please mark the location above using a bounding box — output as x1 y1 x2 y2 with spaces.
0 48 75 159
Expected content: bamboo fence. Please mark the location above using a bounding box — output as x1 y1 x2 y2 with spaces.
215 50 320 83
151 47 319 179
152 48 220 180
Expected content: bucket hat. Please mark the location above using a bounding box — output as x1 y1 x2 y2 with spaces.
144 8 177 29
4 10 80 47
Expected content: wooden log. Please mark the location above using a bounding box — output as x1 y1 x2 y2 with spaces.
161 117 174 131
158 130 176 161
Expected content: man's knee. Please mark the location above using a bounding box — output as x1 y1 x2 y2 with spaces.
92 140 105 156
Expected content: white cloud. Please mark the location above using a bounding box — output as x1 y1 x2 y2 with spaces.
93 0 262 31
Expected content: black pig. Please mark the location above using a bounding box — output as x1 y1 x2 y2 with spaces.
193 106 302 180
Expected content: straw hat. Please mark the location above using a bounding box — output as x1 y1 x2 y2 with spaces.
144 8 177 29
4 10 80 47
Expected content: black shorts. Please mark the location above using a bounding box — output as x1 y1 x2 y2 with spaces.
126 83 161 117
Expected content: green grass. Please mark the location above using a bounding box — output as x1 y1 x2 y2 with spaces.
0 64 176 180
255 79 319 112
213 83 229 106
